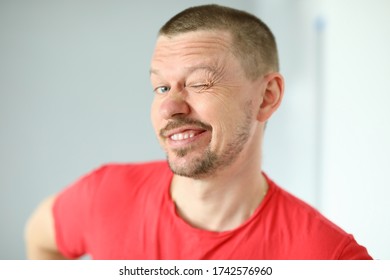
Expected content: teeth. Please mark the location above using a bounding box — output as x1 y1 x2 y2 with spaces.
171 132 195 141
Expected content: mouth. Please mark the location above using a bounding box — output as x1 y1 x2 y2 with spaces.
168 128 205 141
159 118 212 149
162 127 208 149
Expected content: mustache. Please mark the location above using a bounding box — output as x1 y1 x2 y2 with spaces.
159 117 212 137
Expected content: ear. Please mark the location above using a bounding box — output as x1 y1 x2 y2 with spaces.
256 73 284 122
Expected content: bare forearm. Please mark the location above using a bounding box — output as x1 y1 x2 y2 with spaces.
25 195 68 260
26 244 68 260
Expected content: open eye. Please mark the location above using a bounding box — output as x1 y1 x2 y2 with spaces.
154 86 171 95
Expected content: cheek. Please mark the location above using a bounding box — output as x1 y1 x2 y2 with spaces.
196 97 237 140
150 99 161 131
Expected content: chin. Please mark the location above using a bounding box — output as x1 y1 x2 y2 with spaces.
166 149 219 179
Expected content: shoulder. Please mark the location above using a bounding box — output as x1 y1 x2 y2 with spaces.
82 160 172 193
84 160 171 184
55 160 171 203
93 160 170 176
263 175 371 259
266 176 341 231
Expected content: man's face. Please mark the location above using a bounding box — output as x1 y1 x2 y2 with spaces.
150 31 262 178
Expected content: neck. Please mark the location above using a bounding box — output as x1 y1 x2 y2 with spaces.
170 139 268 232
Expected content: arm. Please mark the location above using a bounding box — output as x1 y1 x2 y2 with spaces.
25 195 68 259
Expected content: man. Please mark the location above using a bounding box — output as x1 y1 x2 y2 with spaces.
25 4 372 259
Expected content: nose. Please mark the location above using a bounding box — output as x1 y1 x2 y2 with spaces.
159 90 191 120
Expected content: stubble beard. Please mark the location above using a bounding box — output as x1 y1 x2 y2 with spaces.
168 145 218 179
166 108 253 179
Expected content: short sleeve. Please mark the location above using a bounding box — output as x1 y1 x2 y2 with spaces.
337 235 373 260
52 166 104 259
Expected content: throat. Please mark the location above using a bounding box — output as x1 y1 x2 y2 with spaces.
170 173 268 232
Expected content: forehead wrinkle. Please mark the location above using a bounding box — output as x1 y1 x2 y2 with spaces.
150 32 237 82
152 45 229 66
150 65 221 83
184 64 220 76
152 32 233 61
150 65 216 77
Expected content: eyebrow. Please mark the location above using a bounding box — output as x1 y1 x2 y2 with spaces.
150 65 219 77
187 65 218 74
149 68 160 76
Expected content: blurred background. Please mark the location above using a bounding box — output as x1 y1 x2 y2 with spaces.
1 0 389 259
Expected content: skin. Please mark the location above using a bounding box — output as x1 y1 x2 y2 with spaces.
25 29 284 259
150 30 284 232
25 195 68 259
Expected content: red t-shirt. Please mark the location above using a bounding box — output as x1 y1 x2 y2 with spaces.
53 161 372 259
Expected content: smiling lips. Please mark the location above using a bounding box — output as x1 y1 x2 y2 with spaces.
160 118 212 147
170 131 196 141
167 128 206 142
160 126 209 149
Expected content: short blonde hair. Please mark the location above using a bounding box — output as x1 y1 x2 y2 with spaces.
159 4 279 80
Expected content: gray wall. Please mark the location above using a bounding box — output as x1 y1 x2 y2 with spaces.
0 0 256 259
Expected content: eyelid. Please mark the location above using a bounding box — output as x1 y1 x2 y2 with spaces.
188 82 212 90
191 83 208 87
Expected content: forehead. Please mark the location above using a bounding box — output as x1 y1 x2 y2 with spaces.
151 31 234 71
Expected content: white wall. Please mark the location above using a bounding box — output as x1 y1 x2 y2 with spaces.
320 0 390 260
258 0 390 259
